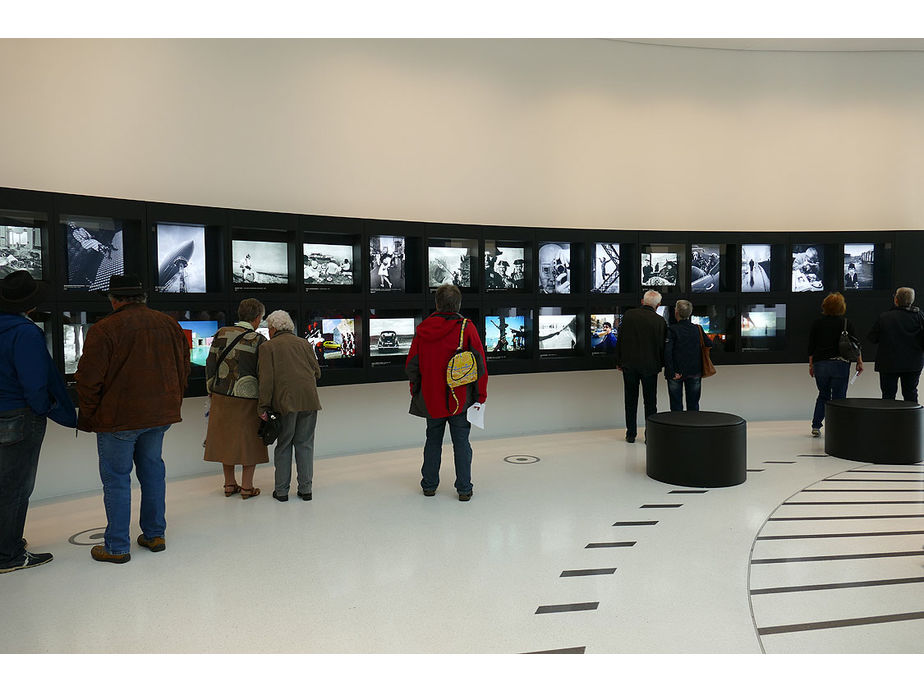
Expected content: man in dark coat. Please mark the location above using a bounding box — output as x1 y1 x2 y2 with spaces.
868 287 924 402
615 290 667 443
0 271 77 573
406 284 487 501
76 274 190 564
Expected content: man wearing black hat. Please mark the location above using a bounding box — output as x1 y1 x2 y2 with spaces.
0 271 77 574
75 274 190 564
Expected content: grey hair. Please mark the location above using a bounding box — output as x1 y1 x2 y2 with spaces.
675 300 693 320
642 290 662 308
895 287 915 308
265 310 295 333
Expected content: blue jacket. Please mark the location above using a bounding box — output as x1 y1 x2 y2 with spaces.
0 312 78 428
665 319 713 379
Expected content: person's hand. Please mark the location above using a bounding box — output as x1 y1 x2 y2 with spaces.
672 373 683 381
809 365 814 378
856 361 864 374
259 411 269 421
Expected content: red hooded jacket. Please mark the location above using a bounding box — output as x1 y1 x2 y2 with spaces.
405 312 488 419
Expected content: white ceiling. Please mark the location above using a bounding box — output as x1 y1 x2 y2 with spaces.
609 38 924 52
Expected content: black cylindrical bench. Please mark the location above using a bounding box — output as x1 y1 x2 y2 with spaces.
646 411 747 488
825 398 924 464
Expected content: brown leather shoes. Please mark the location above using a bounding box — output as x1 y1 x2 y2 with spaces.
90 545 131 564
137 535 166 552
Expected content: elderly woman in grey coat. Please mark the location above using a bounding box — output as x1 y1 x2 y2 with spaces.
257 310 322 502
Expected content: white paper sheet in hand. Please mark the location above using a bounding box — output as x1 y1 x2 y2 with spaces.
467 402 485 429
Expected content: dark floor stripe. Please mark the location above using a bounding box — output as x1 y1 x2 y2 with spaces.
535 602 599 615
801 489 924 493
752 550 924 564
750 575 924 595
757 529 924 540
842 469 924 474
764 461 797 464
524 646 586 654
640 504 683 508
757 611 924 636
747 469 765 472
612 521 658 526
784 501 924 505
585 541 636 548
668 489 708 494
560 568 617 577
769 513 924 521
819 478 924 483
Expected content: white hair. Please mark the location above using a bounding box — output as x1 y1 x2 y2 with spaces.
265 310 295 333
895 287 915 308
642 290 662 308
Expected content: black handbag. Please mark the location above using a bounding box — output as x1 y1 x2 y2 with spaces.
258 411 281 446
838 319 861 362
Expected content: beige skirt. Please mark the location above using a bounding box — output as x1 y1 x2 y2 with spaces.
203 393 269 465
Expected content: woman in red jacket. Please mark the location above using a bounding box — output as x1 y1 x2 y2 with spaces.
405 285 487 501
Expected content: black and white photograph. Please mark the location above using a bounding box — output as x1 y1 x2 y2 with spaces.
0 225 42 279
641 251 678 287
691 245 721 292
538 242 571 294
843 243 875 290
62 319 91 374
304 243 354 286
538 313 578 350
741 244 772 292
369 317 415 357
592 243 620 293
590 313 619 354
369 236 405 292
156 223 206 293
428 246 471 288
791 244 824 292
232 240 288 285
64 216 123 291
485 244 526 290
485 315 528 354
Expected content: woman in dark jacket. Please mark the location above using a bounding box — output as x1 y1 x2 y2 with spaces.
204 298 268 499
664 300 712 411
808 292 864 437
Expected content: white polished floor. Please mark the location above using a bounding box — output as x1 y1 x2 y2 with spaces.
2 421 922 654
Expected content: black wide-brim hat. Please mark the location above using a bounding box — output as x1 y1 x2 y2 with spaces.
107 273 146 296
0 270 50 312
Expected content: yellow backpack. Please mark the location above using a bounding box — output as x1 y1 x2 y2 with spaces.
446 318 479 415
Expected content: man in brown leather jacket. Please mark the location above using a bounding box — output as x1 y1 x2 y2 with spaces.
75 274 190 564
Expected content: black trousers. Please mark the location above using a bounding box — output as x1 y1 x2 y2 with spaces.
622 367 658 438
879 370 921 403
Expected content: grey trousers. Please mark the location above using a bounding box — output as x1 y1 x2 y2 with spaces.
273 410 318 495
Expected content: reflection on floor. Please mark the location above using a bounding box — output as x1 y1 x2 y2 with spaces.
3 421 922 654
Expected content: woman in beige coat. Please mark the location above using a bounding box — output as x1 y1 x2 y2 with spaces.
258 310 322 502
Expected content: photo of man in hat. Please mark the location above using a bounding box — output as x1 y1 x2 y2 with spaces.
0 271 77 574
75 274 190 564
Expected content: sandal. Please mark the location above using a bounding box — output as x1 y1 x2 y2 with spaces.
224 484 241 497
240 487 261 500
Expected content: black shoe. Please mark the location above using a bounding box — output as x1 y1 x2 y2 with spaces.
625 435 636 443
458 492 472 502
272 491 288 502
0 550 53 574
297 491 312 501
423 488 436 497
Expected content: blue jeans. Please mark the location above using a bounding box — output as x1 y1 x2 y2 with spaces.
0 408 46 567
97 425 170 555
812 359 850 429
422 414 472 494
879 371 921 403
622 367 658 438
667 376 702 411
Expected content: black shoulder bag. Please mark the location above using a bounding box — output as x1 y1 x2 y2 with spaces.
838 319 861 362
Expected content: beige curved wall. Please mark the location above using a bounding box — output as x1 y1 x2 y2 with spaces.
1 38 923 230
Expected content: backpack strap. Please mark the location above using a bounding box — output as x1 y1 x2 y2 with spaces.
457 318 467 351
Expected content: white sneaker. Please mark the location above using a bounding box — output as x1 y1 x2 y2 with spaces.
811 428 821 437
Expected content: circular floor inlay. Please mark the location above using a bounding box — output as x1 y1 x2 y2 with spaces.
505 455 540 464
68 528 107 546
